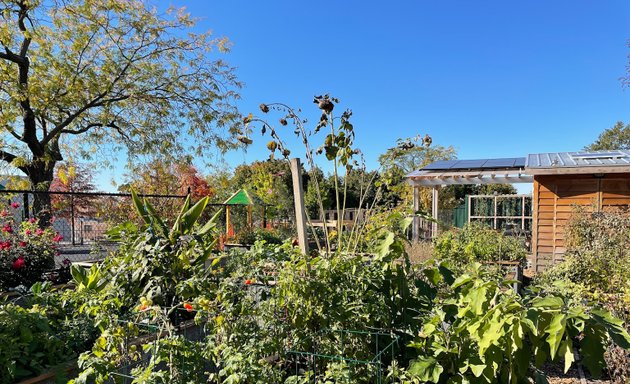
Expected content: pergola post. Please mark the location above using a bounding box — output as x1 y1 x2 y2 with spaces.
431 186 439 238
412 185 419 242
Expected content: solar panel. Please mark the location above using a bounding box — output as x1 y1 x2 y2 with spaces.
454 160 487 169
421 160 459 170
420 157 527 171
514 158 526 167
484 158 517 168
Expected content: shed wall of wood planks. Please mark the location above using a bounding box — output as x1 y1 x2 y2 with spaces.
532 173 630 272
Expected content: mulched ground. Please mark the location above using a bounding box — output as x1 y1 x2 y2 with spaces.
543 361 612 384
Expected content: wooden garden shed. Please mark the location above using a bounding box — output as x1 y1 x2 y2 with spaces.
407 150 630 273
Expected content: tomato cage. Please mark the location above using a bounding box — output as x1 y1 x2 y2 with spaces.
287 329 400 384
104 309 212 384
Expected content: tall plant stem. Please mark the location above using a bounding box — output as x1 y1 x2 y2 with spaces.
329 115 343 251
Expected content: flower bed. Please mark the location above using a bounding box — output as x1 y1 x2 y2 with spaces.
0 202 64 291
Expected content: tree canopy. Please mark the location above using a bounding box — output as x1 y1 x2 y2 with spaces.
584 121 630 151
0 0 242 220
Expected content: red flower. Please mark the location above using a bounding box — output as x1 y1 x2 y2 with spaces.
0 241 11 250
2 224 13 233
35 228 44 236
12 256 24 270
0 211 8 217
28 218 37 224
183 302 194 312
53 234 63 242
25 229 32 236
10 202 19 209
245 279 252 285
18 241 26 247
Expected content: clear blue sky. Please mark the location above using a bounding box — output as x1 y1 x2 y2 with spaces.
101 0 630 191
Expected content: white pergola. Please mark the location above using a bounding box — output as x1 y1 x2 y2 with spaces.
406 168 533 241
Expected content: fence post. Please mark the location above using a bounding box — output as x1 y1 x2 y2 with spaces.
22 193 29 220
290 158 308 255
71 194 76 245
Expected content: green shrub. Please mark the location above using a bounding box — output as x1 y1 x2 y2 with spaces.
233 227 285 245
536 208 630 382
433 223 527 269
0 303 72 382
539 208 630 309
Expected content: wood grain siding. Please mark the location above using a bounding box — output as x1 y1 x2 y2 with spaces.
532 173 630 272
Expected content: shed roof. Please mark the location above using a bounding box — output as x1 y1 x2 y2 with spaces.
407 150 630 186
526 150 630 174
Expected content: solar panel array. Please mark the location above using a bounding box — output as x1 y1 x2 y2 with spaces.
421 157 526 171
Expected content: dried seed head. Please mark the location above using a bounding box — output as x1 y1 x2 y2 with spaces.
237 135 253 145
259 103 270 113
267 141 278 152
279 118 288 126
282 149 291 158
318 99 334 113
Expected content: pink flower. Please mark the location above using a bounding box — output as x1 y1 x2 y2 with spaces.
10 202 19 209
12 256 24 270
18 241 26 247
2 224 12 234
25 229 32 236
0 211 8 217
53 233 63 242
0 241 11 250
28 218 37 223
35 228 44 236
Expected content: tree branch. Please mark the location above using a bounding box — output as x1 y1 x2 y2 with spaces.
0 148 27 173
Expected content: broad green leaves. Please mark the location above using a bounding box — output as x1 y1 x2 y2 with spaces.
407 264 630 383
409 356 443 382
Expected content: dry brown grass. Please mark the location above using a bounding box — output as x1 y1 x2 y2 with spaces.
406 241 434 265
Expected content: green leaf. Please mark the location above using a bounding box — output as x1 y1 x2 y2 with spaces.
179 196 209 234
591 309 630 349
70 265 87 286
558 338 574 373
424 267 444 286
408 356 444 383
545 314 566 360
171 195 192 234
531 296 564 310
143 199 168 238
377 232 396 258
580 324 607 378
197 207 223 236
131 189 151 225
451 274 473 289
469 285 488 315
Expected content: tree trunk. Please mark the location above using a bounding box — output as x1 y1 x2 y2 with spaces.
26 161 56 226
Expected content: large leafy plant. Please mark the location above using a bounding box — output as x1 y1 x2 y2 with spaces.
407 264 630 383
102 190 222 311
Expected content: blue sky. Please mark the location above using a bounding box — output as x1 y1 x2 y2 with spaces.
99 0 630 191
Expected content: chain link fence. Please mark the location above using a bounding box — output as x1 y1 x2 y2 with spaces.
0 189 189 264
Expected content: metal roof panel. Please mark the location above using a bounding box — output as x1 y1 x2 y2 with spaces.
527 150 630 169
